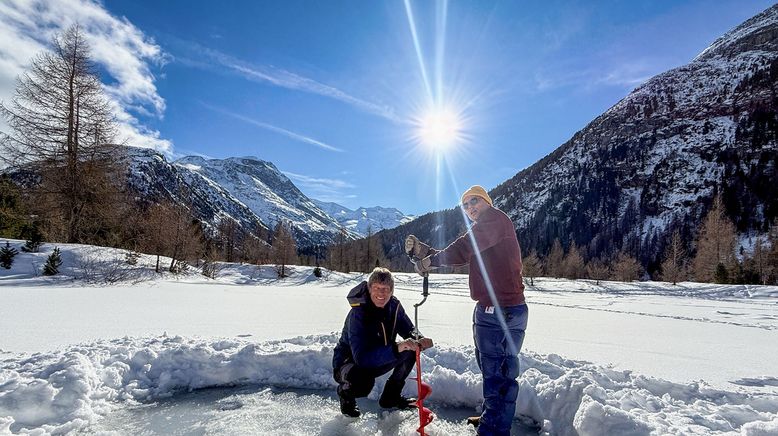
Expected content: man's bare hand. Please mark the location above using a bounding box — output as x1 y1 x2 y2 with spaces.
397 338 419 352
418 337 434 350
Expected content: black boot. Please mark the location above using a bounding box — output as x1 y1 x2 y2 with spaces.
379 380 417 409
466 416 480 428
381 395 417 410
339 394 360 417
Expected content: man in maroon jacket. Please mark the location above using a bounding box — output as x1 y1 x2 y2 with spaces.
405 185 528 436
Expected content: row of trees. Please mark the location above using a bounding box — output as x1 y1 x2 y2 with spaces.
325 226 388 274
315 195 778 286
1 183 304 277
521 197 778 285
521 244 644 285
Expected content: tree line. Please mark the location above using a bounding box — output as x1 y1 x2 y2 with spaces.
523 196 778 286
329 195 778 286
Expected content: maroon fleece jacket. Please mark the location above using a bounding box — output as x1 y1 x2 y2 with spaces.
429 206 525 307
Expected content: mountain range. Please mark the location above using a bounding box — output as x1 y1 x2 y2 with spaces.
125 149 413 248
375 3 778 272
312 200 415 237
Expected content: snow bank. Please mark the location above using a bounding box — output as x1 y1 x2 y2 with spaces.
1 334 776 435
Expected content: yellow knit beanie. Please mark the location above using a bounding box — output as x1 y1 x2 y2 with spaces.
461 185 492 206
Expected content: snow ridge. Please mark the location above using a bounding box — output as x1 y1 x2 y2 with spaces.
1 335 777 435
695 4 778 60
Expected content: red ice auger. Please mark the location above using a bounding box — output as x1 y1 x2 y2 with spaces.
408 250 434 435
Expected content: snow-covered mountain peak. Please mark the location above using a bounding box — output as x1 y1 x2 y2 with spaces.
127 151 357 247
312 200 415 237
695 3 778 61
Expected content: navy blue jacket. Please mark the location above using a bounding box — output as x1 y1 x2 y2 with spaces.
332 281 416 370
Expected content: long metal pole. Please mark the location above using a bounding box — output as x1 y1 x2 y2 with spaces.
413 273 431 435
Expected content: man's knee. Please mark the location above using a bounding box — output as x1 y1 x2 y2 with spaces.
335 363 375 398
399 349 415 364
350 381 374 398
501 356 520 379
396 350 417 374
333 363 354 384
385 350 416 383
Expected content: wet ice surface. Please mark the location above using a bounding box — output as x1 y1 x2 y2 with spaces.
90 385 539 436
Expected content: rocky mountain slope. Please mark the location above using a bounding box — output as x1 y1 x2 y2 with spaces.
126 148 358 249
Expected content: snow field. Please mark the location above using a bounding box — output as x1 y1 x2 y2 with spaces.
2 240 778 435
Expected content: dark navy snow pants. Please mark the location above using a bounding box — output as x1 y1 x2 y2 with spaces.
473 303 528 436
334 350 416 399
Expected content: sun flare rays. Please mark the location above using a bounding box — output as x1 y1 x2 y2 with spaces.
414 106 463 150
401 0 519 356
403 0 470 156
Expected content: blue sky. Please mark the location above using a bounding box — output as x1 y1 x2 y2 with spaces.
0 1 774 215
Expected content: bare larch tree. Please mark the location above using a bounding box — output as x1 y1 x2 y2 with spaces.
692 196 737 283
272 221 297 278
660 230 687 285
0 25 124 244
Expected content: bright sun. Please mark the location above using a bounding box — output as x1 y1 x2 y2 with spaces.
416 107 463 150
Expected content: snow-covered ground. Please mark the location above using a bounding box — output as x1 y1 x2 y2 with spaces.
1 240 777 435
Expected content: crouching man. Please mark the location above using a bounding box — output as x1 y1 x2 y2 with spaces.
332 267 434 417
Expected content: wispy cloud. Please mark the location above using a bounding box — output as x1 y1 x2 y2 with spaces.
595 62 653 88
0 0 172 154
202 103 344 153
174 40 402 123
533 60 653 93
284 171 356 203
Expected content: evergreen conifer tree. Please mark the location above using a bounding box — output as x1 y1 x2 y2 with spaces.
713 262 729 284
43 247 62 276
769 219 778 285
0 176 26 238
21 225 43 253
0 242 19 269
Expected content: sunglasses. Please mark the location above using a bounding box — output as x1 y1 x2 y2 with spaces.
461 197 480 209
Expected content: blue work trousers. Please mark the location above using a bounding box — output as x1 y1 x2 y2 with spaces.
473 303 528 436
